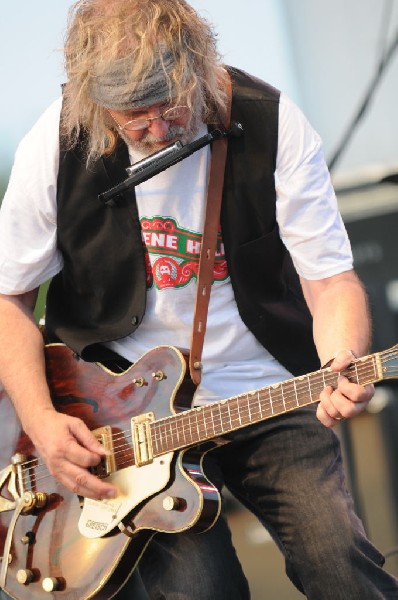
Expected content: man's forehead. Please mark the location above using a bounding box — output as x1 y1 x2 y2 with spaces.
109 100 171 118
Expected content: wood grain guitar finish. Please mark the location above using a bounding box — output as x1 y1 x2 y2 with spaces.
0 343 397 599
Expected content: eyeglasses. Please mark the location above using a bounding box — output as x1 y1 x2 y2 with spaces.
112 105 189 132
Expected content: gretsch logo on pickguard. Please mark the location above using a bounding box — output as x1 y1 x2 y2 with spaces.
85 520 109 532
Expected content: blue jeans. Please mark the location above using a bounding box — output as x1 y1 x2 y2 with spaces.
2 406 398 599
115 405 398 599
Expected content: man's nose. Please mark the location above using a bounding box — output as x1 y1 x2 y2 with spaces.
148 116 170 137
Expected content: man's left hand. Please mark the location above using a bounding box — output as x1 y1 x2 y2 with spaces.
316 349 375 427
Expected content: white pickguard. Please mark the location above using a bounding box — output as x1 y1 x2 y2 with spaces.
78 452 174 538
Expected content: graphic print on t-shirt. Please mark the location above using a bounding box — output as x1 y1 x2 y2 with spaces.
141 216 229 290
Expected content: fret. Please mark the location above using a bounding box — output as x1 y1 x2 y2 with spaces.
181 413 188 446
278 383 286 412
226 400 233 432
215 400 226 436
169 416 175 445
167 417 175 450
183 412 194 446
293 379 299 407
212 401 221 436
247 394 252 424
233 398 242 429
251 393 259 422
225 399 234 430
216 402 224 436
255 394 262 421
151 427 159 455
353 361 359 384
212 404 219 437
154 424 162 453
179 414 191 445
268 388 273 415
202 406 208 438
194 409 201 442
307 375 313 402
258 391 264 418
194 410 202 440
365 356 375 384
188 414 195 442
170 417 177 447
171 416 179 448
227 402 235 432
156 421 168 453
235 398 243 427
159 421 168 452
239 400 244 426
180 413 190 446
282 380 296 410
203 405 216 439
372 356 377 381
281 383 286 412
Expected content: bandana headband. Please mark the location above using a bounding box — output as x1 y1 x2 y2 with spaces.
89 49 176 110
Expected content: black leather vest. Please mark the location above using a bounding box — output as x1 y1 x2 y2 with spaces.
47 67 319 376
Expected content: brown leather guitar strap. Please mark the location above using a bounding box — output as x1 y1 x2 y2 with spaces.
189 69 232 385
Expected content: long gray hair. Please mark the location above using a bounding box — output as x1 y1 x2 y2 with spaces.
61 0 227 163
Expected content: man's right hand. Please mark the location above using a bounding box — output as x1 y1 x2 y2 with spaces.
26 407 118 500
0 292 118 500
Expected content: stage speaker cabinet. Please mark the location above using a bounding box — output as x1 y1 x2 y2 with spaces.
336 180 398 577
225 182 398 597
337 181 398 351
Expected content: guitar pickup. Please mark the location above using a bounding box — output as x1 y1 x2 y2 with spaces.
90 426 116 478
131 412 154 467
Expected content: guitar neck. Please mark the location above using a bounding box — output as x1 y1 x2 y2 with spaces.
150 351 386 456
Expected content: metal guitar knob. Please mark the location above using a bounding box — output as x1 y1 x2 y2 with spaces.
152 370 166 381
42 577 62 592
16 569 34 585
162 496 182 511
20 531 35 545
21 491 48 514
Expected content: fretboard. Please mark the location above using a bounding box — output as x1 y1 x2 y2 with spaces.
150 353 383 456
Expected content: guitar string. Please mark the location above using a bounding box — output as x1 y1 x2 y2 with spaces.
149 359 378 436
19 358 384 483
20 357 382 484
15 368 346 479
150 366 378 451
21 349 398 485
107 358 383 458
18 358 386 486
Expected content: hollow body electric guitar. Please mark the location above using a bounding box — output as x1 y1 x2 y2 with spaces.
1 343 398 600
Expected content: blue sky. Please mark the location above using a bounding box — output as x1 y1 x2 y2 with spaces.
0 3 71 167
0 1 296 170
2 2 396 177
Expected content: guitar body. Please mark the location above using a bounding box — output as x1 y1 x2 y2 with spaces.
3 341 395 600
0 345 221 600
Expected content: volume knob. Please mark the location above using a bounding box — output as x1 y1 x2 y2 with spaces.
16 569 34 585
42 577 62 592
162 496 182 511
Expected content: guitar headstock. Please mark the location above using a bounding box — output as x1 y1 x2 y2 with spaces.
379 344 398 381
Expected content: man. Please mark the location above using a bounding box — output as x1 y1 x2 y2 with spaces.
0 0 397 598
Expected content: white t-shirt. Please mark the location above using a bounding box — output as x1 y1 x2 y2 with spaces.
0 94 353 404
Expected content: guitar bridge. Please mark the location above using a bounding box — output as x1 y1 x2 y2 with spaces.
90 426 116 478
131 412 154 467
